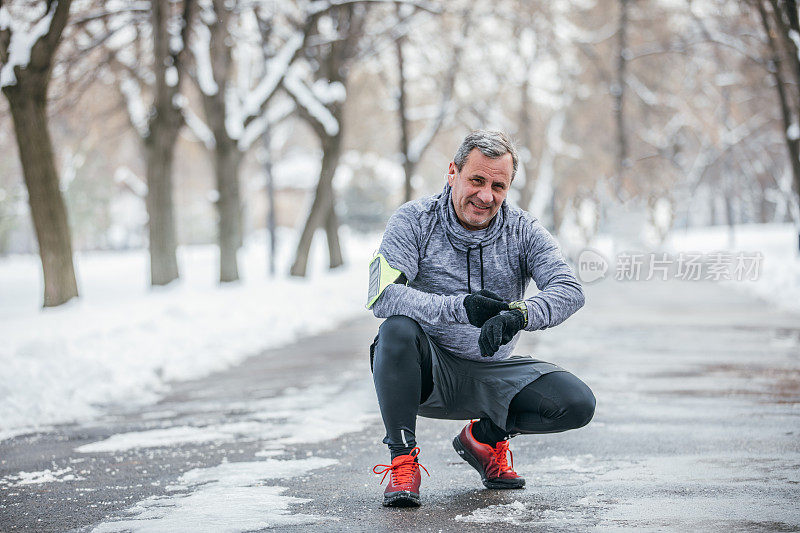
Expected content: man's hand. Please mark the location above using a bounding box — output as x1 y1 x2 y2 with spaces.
478 310 525 357
464 289 509 327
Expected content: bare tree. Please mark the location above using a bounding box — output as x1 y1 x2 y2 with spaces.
187 1 301 282
0 0 78 307
89 0 196 285
143 0 196 285
753 0 800 247
288 4 368 277
393 4 461 203
613 0 631 199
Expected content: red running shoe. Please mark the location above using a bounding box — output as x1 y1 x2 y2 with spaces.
453 421 525 489
372 447 429 507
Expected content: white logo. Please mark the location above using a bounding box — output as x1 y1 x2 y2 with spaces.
577 249 608 283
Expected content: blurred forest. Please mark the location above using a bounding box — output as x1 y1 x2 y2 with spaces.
1 0 799 306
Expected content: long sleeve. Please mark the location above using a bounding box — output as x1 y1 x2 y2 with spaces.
519 215 585 331
371 283 469 327
369 204 469 327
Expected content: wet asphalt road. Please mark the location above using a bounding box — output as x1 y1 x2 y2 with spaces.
1 277 799 532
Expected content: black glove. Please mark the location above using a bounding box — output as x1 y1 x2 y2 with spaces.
478 309 525 357
463 289 509 327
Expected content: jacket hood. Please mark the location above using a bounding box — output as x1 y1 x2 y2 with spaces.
435 182 507 251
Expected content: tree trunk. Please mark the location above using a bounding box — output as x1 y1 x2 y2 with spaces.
144 128 180 285
709 192 717 225
528 111 564 226
5 90 78 307
724 191 736 248
198 0 243 282
290 133 343 277
774 0 800 249
143 0 195 285
759 189 771 223
263 129 277 277
395 31 413 203
757 0 800 249
215 138 242 282
402 160 416 204
613 0 629 199
0 0 76 307
287 4 363 275
324 201 343 268
518 77 535 211
551 187 564 234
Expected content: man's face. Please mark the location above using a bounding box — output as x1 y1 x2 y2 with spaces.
447 148 513 231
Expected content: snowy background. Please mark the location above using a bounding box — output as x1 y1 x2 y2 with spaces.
3 1 800 528
2 222 798 442
0 229 377 441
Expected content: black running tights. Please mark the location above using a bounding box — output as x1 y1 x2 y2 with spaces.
372 315 596 457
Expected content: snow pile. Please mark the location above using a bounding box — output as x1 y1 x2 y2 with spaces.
79 368 377 531
91 457 338 533
455 501 530 525
0 229 379 440
665 223 800 312
0 466 84 487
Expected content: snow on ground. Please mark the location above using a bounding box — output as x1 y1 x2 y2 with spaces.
91 457 339 533
664 223 800 313
76 359 378 531
455 452 800 529
75 377 378 453
0 228 379 441
2 222 797 442
0 466 84 487
572 222 800 313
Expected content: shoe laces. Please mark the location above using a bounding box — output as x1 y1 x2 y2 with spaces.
492 440 515 473
372 447 430 485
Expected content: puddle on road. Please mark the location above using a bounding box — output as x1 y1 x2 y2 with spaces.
644 363 800 404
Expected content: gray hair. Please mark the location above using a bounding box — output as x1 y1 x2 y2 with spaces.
453 130 519 179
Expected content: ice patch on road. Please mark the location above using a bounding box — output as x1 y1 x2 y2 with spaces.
91 457 338 533
458 452 800 529
1 466 84 486
76 426 235 453
83 375 377 530
76 377 378 453
455 500 596 528
545 454 600 474
455 501 530 525
602 496 800 529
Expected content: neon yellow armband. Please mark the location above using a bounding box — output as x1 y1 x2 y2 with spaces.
366 253 406 309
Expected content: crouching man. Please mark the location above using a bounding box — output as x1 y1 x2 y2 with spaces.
367 130 595 507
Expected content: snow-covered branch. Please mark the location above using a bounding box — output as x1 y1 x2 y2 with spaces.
407 100 451 163
177 95 216 149
0 2 57 87
307 0 440 17
240 31 303 120
119 74 149 137
189 22 218 96
283 68 340 136
238 97 295 152
69 3 149 27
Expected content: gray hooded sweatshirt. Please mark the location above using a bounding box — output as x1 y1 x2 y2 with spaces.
371 183 585 362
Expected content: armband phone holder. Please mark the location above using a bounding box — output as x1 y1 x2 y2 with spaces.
366 253 406 309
